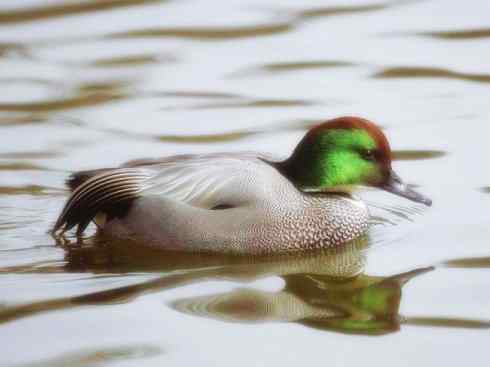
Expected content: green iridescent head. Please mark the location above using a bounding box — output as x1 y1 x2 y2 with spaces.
280 116 431 206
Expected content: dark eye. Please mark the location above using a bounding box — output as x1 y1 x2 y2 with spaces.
361 149 376 161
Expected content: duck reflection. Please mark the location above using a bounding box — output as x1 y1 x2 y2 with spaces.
171 255 433 335
1 235 489 335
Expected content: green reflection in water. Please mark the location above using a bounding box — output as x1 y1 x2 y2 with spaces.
373 67 490 84
172 265 436 335
14 345 162 367
1 235 489 335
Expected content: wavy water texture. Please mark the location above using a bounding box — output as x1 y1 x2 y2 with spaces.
0 81 129 113
0 162 49 171
373 67 490 83
0 151 60 159
14 345 161 367
0 0 488 363
0 115 46 126
0 0 164 25
109 1 409 41
0 185 63 196
392 150 446 160
90 53 172 67
442 257 490 268
230 60 355 77
111 22 293 40
165 98 317 110
65 115 320 144
419 27 490 40
291 3 389 20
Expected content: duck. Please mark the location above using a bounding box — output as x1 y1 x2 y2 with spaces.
52 116 431 254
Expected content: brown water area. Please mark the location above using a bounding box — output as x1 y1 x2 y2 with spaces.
1 1 489 366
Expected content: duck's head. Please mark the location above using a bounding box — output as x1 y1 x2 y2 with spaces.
280 116 431 206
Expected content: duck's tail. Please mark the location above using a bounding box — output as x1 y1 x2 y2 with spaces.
53 168 151 236
65 168 112 191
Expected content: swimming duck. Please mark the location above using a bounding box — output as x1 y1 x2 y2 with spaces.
52 116 431 254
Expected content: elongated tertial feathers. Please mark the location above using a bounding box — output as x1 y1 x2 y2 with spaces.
53 168 150 236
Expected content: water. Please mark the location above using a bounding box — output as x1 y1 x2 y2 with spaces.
1 0 489 365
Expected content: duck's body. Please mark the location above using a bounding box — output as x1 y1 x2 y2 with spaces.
53 117 430 254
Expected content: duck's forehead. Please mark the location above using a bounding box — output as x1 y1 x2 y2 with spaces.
362 122 391 154
319 128 377 148
312 116 391 152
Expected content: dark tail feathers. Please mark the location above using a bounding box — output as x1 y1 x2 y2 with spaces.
53 168 150 236
66 168 113 191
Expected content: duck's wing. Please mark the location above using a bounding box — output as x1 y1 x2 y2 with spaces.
53 152 287 235
137 152 284 208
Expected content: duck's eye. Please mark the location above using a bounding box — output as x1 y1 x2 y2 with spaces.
361 149 376 161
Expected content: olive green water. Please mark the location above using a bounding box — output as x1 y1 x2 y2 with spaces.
1 0 490 366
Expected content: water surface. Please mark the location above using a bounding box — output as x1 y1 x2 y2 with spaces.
1 0 489 366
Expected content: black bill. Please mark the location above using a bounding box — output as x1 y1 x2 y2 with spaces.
381 170 432 206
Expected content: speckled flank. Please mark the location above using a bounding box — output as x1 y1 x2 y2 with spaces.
270 196 369 252
112 192 369 255
240 195 369 254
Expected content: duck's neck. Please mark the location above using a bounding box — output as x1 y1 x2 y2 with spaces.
274 155 330 192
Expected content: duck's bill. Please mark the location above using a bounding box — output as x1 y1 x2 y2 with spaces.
381 170 432 206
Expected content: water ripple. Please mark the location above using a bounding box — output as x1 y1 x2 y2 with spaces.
70 116 320 144
0 162 48 171
149 90 242 99
155 131 256 144
293 3 389 20
373 66 490 84
442 256 490 268
89 53 174 68
392 150 446 160
0 185 64 196
419 27 490 40
109 2 400 41
0 81 129 113
165 98 318 111
14 344 162 367
230 60 355 77
0 114 46 126
0 0 164 25
111 22 293 40
0 151 60 159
